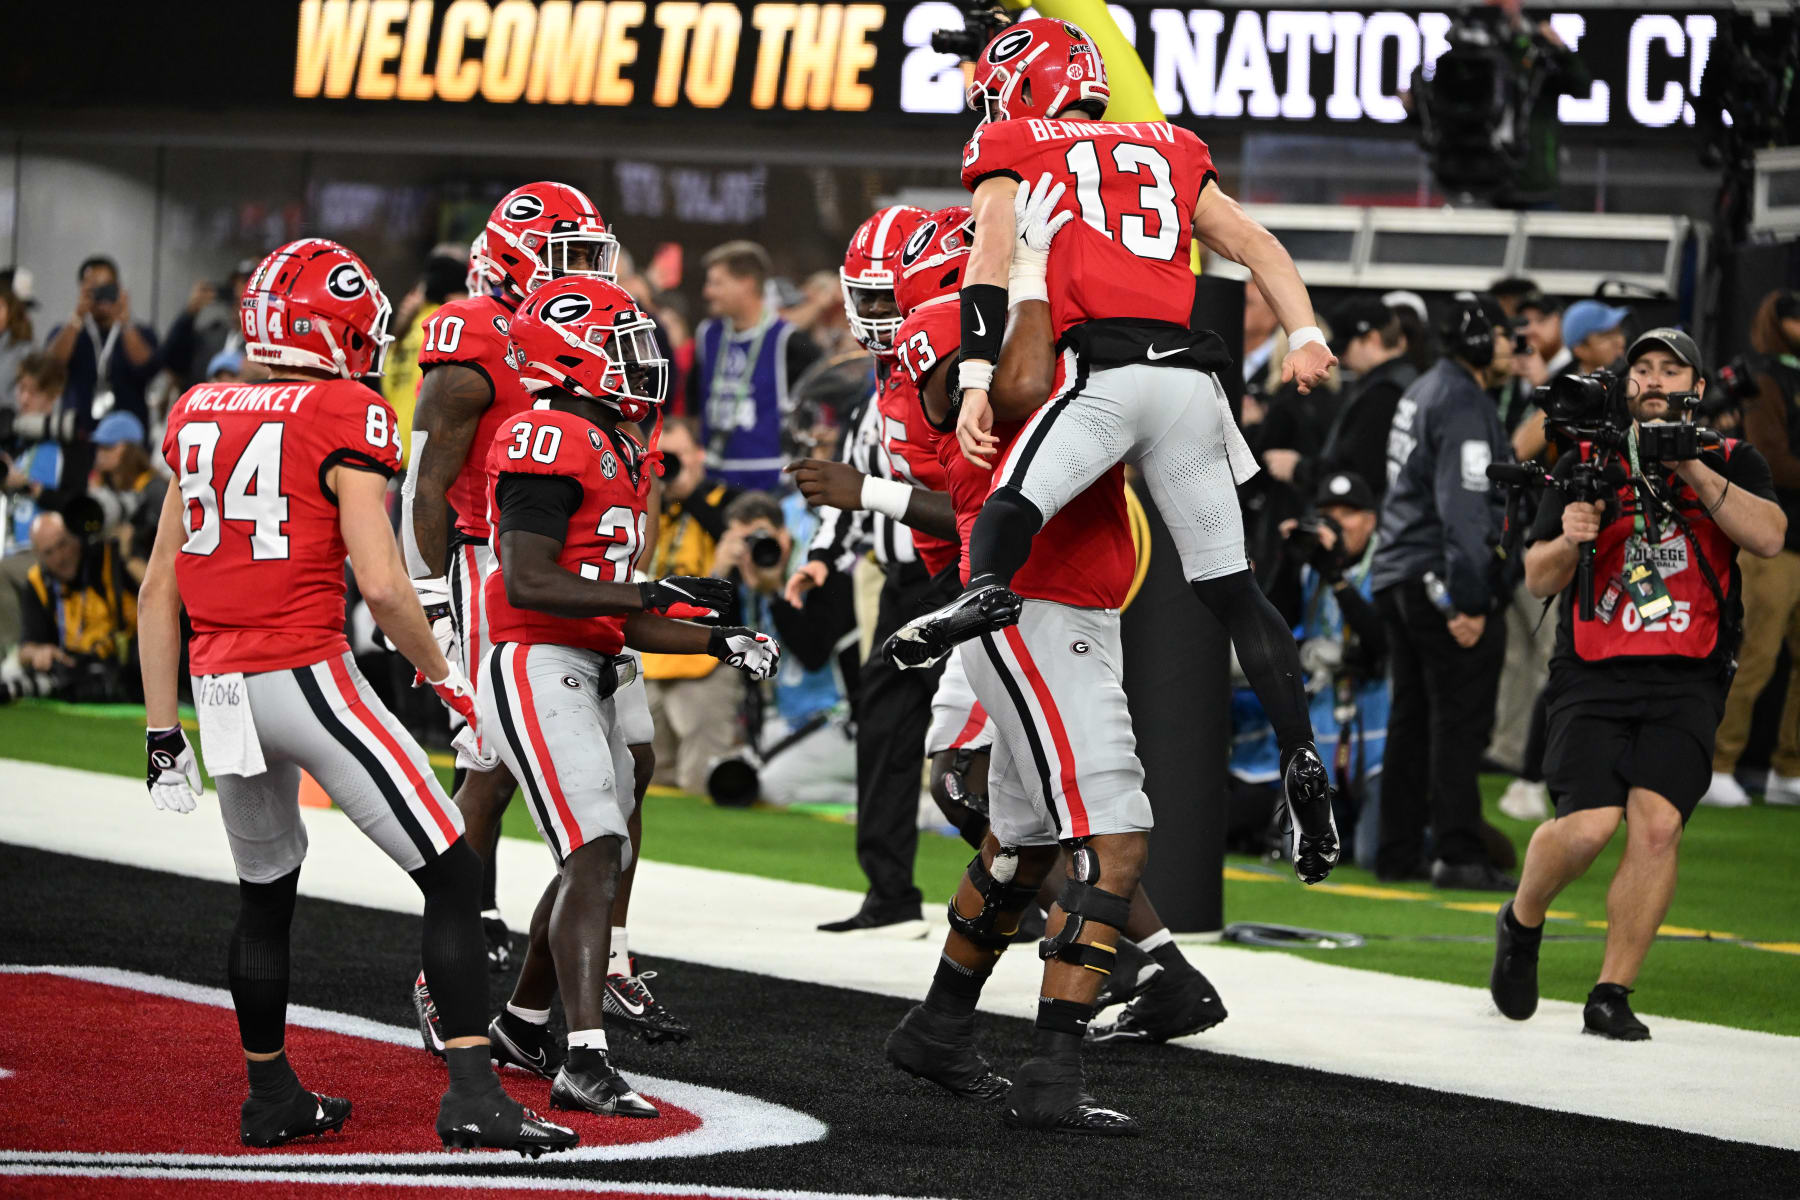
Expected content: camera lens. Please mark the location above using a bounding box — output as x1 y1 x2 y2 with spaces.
747 532 783 569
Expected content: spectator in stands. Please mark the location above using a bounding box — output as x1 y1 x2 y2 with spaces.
1708 290 1800 807
161 260 253 390
1561 300 1631 374
206 347 249 383
89 410 157 537
736 490 857 807
689 240 820 490
1520 291 1568 378
45 256 159 427
16 508 138 697
1383 290 1436 375
642 418 744 794
0 282 35 406
382 253 467 463
3 353 72 551
1320 296 1416 502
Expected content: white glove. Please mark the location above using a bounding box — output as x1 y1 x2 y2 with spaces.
708 627 781 681
146 725 203 814
413 576 457 659
1010 172 1073 304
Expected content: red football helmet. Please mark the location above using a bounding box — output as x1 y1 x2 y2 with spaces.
240 238 392 379
967 18 1110 125
840 205 928 354
469 182 618 302
894 207 974 318
509 277 667 421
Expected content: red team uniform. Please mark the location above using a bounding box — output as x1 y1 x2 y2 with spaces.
873 362 959 578
893 211 1149 845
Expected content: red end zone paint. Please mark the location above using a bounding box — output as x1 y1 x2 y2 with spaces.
0 972 698 1157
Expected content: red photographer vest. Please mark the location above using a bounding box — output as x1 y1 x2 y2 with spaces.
1572 441 1738 664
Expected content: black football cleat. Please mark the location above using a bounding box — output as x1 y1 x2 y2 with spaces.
412 971 445 1060
437 1088 579 1156
483 911 512 974
1003 1057 1139 1137
604 970 691 1044
884 583 1023 670
885 1004 1010 1104
1281 746 1340 884
241 1087 351 1148
1583 983 1651 1041
1089 966 1227 1044
1091 940 1160 1013
1489 902 1540 1021
550 1051 660 1118
488 1011 562 1080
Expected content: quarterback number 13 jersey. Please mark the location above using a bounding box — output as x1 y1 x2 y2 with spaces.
962 118 1217 336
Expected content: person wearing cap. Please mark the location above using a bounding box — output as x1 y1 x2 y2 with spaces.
1707 290 1800 807
89 409 161 554
1243 471 1389 869
1319 297 1416 504
1493 327 1785 1040
1562 299 1631 375
1370 291 1516 890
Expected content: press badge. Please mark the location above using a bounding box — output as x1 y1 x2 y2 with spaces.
1596 575 1625 624
192 672 267 778
1624 562 1674 623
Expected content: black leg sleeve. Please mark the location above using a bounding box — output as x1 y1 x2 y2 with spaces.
966 486 1044 589
1190 568 1315 759
229 867 302 1055
410 838 489 1041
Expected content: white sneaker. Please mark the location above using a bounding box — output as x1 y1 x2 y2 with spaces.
1497 778 1550 822
1764 771 1800 807
1701 772 1752 808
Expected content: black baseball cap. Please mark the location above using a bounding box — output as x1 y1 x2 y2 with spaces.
1327 296 1394 354
1315 471 1377 512
1626 327 1701 371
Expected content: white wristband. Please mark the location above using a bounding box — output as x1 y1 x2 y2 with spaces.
958 359 995 394
1287 325 1326 352
1009 248 1049 306
860 475 912 521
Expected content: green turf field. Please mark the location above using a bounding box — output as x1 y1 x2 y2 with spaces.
6 698 1797 1034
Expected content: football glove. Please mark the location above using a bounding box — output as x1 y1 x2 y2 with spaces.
708 627 780 681
417 663 498 769
146 725 203 814
413 575 457 658
1009 172 1073 305
641 575 735 621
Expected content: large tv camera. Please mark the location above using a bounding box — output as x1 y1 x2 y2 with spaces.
1487 369 1720 621
931 3 1014 64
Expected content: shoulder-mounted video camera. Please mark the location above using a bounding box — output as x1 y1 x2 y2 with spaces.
931 3 1014 63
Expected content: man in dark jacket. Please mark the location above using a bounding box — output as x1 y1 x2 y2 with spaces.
1320 296 1417 503
1369 293 1515 889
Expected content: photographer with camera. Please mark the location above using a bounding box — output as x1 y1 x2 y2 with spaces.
3 352 79 552
1370 292 1516 889
1706 290 1800 806
1491 329 1785 1040
11 506 139 702
44 255 158 430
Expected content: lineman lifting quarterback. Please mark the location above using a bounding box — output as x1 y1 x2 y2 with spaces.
888 18 1344 886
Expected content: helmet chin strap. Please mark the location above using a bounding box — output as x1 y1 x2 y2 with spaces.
317 322 353 380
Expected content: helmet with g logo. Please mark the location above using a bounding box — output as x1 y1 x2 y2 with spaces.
894 207 974 318
469 181 619 303
509 277 668 421
967 18 1110 125
240 238 393 379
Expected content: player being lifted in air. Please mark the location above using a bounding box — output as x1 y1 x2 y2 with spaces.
138 239 576 1156
887 18 1344 884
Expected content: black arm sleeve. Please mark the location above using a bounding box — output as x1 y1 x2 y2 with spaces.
495 474 583 541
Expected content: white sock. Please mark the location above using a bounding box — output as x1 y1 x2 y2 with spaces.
506 1002 550 1026
1135 928 1174 954
567 1028 608 1052
607 926 631 978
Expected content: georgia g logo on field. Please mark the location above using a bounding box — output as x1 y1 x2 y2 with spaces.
542 293 593 324
325 264 367 301
503 193 545 221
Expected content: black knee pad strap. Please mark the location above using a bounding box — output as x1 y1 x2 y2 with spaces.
1038 842 1132 972
947 849 1040 951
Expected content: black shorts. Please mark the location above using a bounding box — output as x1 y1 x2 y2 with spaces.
1542 691 1722 823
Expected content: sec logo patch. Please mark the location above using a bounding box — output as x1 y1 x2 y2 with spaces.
601 451 618 479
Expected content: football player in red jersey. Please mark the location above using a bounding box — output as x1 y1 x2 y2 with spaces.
137 239 577 1156
471 276 778 1117
404 182 680 1041
890 18 1344 886
875 191 1224 1135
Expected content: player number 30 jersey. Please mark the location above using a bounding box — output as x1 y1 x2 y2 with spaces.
483 408 653 655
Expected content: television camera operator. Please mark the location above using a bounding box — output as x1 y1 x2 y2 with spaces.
1490 329 1785 1041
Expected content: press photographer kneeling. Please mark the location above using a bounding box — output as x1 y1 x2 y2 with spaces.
1490 330 1786 1040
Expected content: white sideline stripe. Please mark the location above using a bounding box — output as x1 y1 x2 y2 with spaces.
0 963 823 1166
0 1163 942 1199
2 759 1797 1154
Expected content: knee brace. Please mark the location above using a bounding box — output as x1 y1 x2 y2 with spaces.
1038 840 1132 975
938 749 990 818
946 848 1041 951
